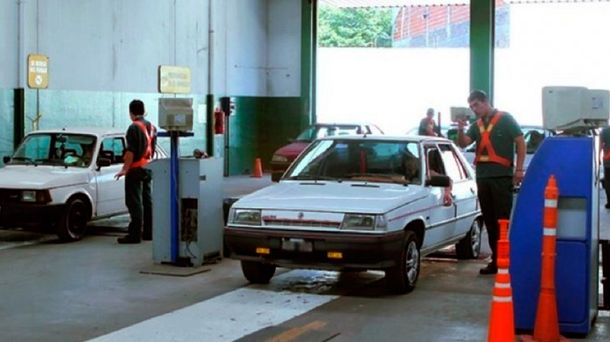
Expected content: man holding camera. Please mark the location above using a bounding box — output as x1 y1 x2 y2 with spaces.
457 90 525 275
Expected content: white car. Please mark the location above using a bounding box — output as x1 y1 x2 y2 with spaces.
0 128 165 241
225 135 482 293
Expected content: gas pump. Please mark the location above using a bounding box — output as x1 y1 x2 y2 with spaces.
511 86 609 335
147 98 224 266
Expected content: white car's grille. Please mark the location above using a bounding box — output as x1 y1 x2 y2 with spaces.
262 217 341 229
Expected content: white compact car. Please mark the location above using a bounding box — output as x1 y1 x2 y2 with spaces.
0 128 165 241
225 135 482 293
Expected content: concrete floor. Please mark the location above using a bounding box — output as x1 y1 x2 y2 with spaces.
0 175 608 342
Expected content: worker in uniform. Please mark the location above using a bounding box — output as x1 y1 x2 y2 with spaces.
418 108 441 136
115 100 157 244
600 125 610 208
457 90 525 275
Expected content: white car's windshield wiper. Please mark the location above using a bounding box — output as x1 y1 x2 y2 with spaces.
346 173 409 185
286 174 341 182
9 156 37 165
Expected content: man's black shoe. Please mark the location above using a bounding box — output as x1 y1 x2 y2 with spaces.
142 235 152 241
479 264 497 275
117 236 141 244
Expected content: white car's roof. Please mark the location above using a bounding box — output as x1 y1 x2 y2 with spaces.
318 134 451 144
27 127 124 137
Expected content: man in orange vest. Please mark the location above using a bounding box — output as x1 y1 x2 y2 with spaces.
457 90 525 274
115 100 157 244
600 126 610 208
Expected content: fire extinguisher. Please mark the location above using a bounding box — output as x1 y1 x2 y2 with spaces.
214 107 225 134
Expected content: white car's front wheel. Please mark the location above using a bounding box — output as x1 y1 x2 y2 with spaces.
56 198 90 242
241 260 276 284
386 231 420 294
456 218 482 259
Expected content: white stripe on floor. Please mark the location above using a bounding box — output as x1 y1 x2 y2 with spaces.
88 286 338 342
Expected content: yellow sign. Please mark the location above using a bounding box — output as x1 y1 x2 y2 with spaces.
158 65 191 94
28 54 49 89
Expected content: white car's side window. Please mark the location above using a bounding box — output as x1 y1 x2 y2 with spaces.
425 145 446 178
99 137 125 165
439 144 466 182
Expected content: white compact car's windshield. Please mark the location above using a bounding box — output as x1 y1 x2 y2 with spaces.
285 139 421 185
10 133 97 167
295 125 362 142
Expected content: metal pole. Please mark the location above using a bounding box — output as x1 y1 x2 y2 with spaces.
170 131 180 262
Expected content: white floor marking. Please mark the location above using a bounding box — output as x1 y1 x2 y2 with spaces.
88 275 338 342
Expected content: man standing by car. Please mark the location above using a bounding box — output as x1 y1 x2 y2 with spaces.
457 90 525 275
418 108 441 136
115 100 157 244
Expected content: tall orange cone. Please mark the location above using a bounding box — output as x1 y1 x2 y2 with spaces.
488 219 515 342
532 175 567 342
252 158 263 178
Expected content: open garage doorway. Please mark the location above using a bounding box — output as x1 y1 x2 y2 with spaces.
316 0 476 135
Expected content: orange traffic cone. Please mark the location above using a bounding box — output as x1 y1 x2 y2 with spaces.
252 158 263 178
533 175 568 342
488 219 515 342
518 175 569 342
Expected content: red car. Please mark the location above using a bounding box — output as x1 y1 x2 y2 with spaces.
270 123 384 181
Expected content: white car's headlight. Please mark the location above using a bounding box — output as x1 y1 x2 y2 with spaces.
231 209 262 226
342 214 386 231
272 154 288 163
21 190 51 203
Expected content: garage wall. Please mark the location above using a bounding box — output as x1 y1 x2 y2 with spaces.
268 0 301 97
36 0 208 93
225 0 307 175
0 0 307 172
0 0 19 88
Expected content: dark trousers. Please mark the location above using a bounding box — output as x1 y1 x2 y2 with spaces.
604 167 610 204
125 168 152 240
476 177 514 267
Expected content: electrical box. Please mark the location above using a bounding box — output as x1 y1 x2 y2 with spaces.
542 86 609 131
159 98 194 132
450 107 474 122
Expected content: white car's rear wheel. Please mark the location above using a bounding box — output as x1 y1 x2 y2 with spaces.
56 198 89 242
386 231 420 294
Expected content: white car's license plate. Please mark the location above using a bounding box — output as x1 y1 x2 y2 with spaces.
281 238 313 252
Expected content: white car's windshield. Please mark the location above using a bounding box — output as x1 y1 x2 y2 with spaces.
295 125 363 142
10 133 97 167
285 139 422 185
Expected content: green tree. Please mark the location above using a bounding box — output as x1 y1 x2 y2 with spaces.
318 7 393 48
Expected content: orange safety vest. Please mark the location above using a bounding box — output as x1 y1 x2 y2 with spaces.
130 120 154 169
604 148 610 161
474 112 512 168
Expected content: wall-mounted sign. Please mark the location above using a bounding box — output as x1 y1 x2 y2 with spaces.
28 54 49 89
158 65 191 94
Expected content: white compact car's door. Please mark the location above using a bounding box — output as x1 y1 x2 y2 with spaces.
422 146 456 248
439 144 478 238
95 137 127 216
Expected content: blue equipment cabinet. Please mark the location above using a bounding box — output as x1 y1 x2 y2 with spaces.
511 136 599 335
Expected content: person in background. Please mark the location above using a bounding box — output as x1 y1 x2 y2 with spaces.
600 125 610 209
418 108 441 137
114 100 157 244
193 148 209 159
456 90 525 275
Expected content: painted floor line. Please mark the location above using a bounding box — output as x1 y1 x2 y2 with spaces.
88 283 338 342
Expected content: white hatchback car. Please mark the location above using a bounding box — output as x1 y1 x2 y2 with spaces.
0 128 165 241
225 135 482 293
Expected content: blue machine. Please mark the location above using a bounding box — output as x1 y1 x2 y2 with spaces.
511 136 599 335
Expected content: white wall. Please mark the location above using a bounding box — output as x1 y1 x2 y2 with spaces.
0 0 303 97
267 0 301 96
0 0 20 88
